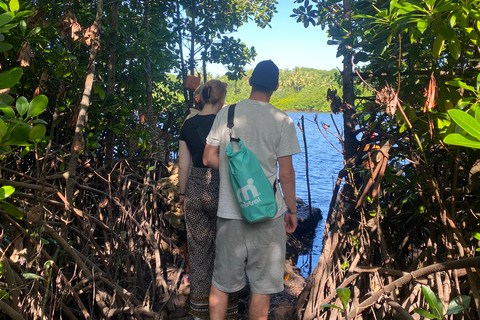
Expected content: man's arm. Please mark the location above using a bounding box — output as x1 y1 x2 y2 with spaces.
278 155 297 233
203 143 220 170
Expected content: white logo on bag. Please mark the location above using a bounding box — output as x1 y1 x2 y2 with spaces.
237 178 261 208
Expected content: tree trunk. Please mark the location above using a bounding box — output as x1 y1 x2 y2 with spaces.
176 0 189 103
65 0 103 226
104 0 118 168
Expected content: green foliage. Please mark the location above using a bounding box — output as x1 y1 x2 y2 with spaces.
414 285 471 319
444 108 480 149
218 67 342 111
290 1 480 317
320 287 351 311
174 0 277 80
0 93 48 155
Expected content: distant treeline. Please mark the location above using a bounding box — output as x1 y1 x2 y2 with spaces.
215 67 342 112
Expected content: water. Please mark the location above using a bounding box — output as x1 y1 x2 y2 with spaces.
287 112 344 278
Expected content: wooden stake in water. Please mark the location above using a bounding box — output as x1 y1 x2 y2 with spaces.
300 116 312 216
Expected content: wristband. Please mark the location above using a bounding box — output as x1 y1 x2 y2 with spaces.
180 193 185 196
287 208 297 215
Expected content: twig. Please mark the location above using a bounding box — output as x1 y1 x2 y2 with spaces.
0 179 56 192
313 115 343 154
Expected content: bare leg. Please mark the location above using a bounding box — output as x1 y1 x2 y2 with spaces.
209 285 228 320
249 293 270 320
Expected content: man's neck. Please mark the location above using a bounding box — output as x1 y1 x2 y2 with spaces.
249 91 272 102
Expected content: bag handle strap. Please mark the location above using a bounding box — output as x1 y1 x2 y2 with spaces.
227 104 240 142
192 115 206 146
228 103 277 196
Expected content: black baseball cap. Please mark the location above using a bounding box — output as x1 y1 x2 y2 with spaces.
250 60 279 91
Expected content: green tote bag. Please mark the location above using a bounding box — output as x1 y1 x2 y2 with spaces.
225 104 277 223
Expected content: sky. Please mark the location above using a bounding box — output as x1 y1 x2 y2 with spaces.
207 1 343 77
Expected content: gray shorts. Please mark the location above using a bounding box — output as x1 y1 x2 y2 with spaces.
212 216 286 295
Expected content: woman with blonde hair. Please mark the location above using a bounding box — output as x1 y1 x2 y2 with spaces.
178 80 236 319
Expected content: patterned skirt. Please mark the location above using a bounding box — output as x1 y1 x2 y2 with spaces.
185 167 238 318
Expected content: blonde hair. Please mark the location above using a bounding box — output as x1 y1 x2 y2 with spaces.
193 84 205 110
201 80 226 105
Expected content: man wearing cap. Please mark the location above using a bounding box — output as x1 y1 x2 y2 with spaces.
203 60 301 320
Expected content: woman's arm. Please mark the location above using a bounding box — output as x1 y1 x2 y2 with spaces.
178 140 191 214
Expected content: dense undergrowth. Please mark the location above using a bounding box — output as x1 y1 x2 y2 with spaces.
293 0 480 319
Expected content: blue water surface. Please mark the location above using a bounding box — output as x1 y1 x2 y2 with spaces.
287 112 344 278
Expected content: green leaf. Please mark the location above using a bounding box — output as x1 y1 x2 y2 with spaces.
16 96 28 117
446 80 476 92
21 273 45 281
9 0 19 12
93 84 105 100
448 109 480 140
320 303 344 310
43 260 54 277
30 119 48 125
0 93 14 105
446 295 471 315
0 67 22 90
448 14 456 28
10 123 31 142
1 201 23 219
413 308 437 319
440 22 454 41
0 106 15 118
0 12 13 28
26 95 47 119
474 232 480 240
421 285 443 318
394 2 426 14
29 124 46 141
0 185 15 200
0 42 12 53
0 289 9 300
449 35 461 60
0 23 18 34
417 19 429 33
433 35 445 59
0 117 6 138
444 133 480 149
337 287 351 310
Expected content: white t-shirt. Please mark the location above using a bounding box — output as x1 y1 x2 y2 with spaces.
206 99 301 220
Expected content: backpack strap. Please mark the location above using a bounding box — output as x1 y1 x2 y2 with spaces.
192 115 206 146
227 104 240 142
